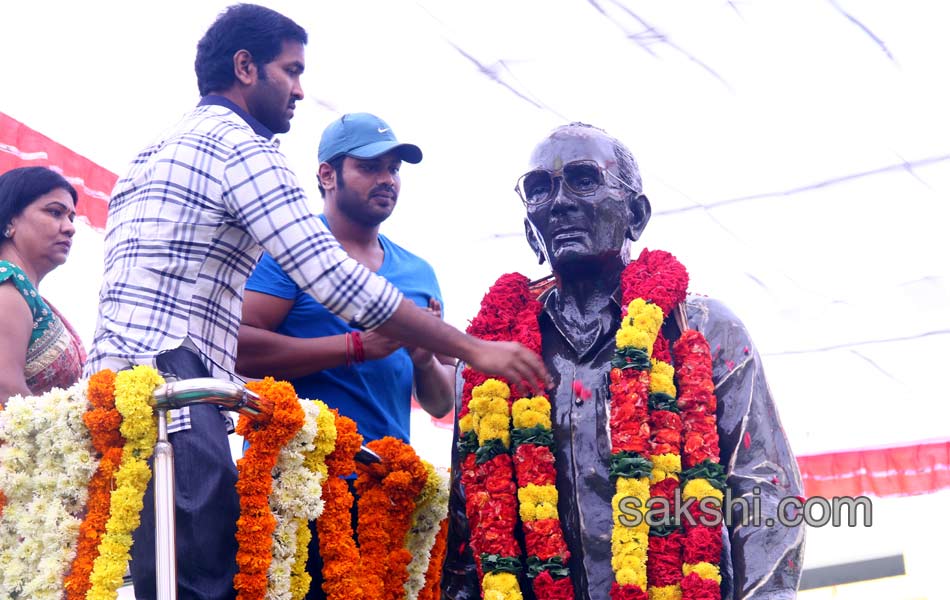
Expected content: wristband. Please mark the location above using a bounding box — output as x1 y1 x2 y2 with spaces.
351 331 365 364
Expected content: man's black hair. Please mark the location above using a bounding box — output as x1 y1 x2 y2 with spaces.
195 3 307 96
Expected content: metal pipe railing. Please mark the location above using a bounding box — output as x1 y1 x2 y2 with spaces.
151 378 380 600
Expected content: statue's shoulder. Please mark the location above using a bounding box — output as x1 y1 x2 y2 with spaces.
683 294 756 349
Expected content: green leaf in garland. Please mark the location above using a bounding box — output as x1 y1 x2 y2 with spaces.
475 438 509 464
609 451 653 480
681 459 727 490
648 392 679 413
511 425 554 449
480 554 522 574
611 347 651 371
526 556 570 579
457 430 478 456
649 522 681 537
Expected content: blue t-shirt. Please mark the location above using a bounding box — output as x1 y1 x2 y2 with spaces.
245 216 443 443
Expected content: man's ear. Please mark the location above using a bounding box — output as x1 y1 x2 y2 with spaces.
524 217 545 265
318 162 337 192
233 49 258 86
625 193 652 241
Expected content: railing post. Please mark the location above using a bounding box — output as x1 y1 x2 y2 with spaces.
154 408 177 600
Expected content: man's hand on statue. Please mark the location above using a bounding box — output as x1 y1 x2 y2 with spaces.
465 339 552 396
361 331 403 361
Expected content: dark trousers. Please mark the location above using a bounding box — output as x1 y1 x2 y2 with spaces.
130 349 240 600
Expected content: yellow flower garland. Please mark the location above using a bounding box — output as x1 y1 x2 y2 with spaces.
87 366 163 600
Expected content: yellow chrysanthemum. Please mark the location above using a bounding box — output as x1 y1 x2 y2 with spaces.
477 413 511 447
518 484 558 521
512 396 551 430
473 379 510 401
682 478 724 502
290 516 312 600
649 584 683 600
459 412 474 433
615 325 654 351
615 476 651 500
683 561 722 583
482 571 522 600
651 453 682 482
615 564 648 589
649 359 676 397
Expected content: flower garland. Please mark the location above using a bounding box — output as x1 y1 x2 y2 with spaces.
355 436 429 600
404 462 450 600
66 369 123 600
234 377 305 600
461 249 724 600
459 272 574 599
418 518 450 600
316 411 365 599
88 365 163 600
266 398 331 600
0 381 97 600
290 399 337 600
674 331 725 600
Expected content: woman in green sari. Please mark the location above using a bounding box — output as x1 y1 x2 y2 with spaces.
0 166 86 403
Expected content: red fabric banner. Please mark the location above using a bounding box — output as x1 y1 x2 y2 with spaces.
0 111 115 229
797 439 950 498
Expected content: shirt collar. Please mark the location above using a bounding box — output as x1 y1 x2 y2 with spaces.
199 95 275 139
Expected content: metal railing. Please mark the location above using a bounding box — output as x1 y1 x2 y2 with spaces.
151 378 380 600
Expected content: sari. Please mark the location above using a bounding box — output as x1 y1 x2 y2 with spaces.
0 260 86 395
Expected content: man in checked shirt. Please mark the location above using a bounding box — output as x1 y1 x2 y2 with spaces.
84 5 549 599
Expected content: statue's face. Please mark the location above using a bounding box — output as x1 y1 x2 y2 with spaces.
524 129 633 273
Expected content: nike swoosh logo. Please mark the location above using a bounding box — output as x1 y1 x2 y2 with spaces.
377 127 390 133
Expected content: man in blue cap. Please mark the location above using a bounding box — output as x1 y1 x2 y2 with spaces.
237 113 454 597
238 112 453 439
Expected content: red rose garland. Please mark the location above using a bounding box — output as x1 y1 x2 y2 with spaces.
461 250 724 599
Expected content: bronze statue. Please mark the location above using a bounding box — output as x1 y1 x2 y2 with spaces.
442 123 804 599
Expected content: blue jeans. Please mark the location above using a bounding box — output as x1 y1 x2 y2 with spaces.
130 350 240 600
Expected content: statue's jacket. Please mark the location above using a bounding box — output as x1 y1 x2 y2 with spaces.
442 292 805 600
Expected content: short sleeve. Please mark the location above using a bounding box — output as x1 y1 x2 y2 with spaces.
245 252 299 300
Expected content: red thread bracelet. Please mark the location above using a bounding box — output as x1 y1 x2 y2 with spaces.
351 331 365 364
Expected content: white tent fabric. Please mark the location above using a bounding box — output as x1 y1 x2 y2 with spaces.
2 0 948 464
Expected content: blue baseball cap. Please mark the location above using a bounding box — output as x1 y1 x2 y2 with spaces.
318 113 423 164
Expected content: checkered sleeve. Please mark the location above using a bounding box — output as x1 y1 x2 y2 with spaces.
220 138 403 330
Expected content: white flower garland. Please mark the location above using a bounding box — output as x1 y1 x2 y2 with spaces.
403 462 450 600
0 381 98 599
266 399 327 600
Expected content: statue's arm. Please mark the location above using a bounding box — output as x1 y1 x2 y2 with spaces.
440 364 480 599
690 297 805 600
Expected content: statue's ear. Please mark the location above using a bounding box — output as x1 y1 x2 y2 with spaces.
524 217 545 265
626 193 652 241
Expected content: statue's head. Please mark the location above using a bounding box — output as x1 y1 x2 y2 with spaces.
520 123 651 276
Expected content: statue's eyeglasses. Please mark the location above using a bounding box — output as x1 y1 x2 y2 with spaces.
514 160 638 207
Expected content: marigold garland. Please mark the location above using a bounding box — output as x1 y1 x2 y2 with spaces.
460 272 575 599
289 399 337 600
234 377 305 600
88 366 163 600
404 462 450 600
65 370 123 600
317 412 365 599
418 517 450 600
267 398 328 600
461 250 722 600
356 436 428 600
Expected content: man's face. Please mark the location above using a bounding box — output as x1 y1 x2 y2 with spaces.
333 152 402 227
246 40 304 134
524 129 633 273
